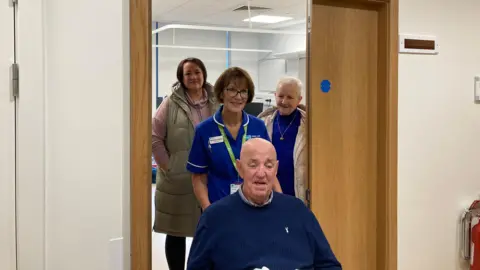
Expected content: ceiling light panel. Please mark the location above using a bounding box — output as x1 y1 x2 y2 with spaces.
243 15 293 24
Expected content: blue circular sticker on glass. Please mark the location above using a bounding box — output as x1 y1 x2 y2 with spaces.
320 80 331 93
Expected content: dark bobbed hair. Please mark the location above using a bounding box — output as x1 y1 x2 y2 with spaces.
176 57 208 89
213 67 255 104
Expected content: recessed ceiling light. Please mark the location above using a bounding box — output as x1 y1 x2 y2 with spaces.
243 15 293 24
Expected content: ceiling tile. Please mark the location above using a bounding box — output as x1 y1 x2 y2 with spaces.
152 0 191 18
152 0 308 28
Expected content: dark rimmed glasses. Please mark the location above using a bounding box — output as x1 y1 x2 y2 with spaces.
225 88 249 99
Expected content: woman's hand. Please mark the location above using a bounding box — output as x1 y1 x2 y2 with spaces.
192 173 211 210
273 177 283 193
201 202 211 211
159 164 168 172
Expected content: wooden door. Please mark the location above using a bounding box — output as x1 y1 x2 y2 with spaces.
308 0 397 269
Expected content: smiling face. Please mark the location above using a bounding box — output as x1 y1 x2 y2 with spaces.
275 82 302 116
222 78 249 114
182 61 204 91
236 138 278 204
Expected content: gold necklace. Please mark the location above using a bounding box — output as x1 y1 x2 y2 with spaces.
276 112 297 140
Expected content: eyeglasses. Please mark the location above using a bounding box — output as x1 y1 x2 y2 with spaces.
225 88 249 99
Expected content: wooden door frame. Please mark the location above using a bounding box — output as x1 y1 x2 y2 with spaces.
306 0 398 269
129 0 397 269
130 0 152 269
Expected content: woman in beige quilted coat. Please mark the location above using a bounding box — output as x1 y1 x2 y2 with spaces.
152 57 218 270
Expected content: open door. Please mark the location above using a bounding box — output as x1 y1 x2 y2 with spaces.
308 0 398 269
0 1 18 270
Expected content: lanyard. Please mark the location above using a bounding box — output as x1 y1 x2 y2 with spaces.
217 124 248 172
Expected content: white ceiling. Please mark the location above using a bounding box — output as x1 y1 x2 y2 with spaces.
152 0 307 29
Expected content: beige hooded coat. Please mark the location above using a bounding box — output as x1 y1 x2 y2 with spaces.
258 104 308 203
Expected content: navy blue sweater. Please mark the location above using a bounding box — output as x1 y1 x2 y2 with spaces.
187 192 342 270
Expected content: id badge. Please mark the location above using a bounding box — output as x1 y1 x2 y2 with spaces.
230 183 241 194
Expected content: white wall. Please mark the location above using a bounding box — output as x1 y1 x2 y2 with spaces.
153 28 226 98
259 24 307 55
44 0 129 268
398 0 480 269
230 32 262 88
257 24 307 102
151 26 261 114
150 24 309 113
15 0 130 269
0 2 16 270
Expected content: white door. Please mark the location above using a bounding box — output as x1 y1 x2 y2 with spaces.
0 1 17 270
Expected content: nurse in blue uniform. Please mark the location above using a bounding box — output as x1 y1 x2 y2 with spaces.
186 67 282 210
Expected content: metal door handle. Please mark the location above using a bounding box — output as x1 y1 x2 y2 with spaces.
462 208 480 260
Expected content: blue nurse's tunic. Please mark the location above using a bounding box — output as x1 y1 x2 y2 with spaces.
186 105 270 204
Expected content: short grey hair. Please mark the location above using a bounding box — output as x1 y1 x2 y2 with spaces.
276 76 303 97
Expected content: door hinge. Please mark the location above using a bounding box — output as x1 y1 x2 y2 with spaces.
9 0 17 7
10 63 19 100
306 188 311 208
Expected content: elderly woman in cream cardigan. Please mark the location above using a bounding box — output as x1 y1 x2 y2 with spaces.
258 76 307 204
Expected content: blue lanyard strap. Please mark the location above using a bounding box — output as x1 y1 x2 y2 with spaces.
217 124 248 172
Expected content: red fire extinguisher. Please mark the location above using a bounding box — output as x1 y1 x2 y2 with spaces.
463 200 480 270
472 218 480 270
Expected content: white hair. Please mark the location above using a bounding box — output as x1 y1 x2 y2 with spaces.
276 76 303 97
